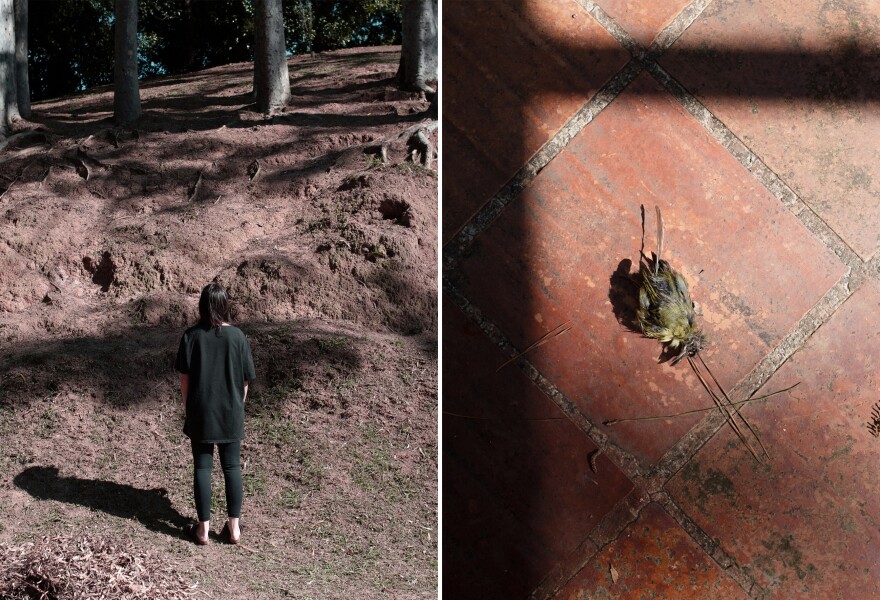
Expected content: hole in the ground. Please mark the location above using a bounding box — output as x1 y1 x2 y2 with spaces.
82 252 116 292
378 198 412 226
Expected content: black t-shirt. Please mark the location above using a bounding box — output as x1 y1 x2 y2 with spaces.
175 324 256 443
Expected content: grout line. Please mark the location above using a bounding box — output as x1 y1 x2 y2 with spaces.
446 0 878 597
443 278 648 484
575 1 644 57
648 0 714 55
530 488 651 600
646 60 865 272
647 273 855 484
442 58 643 272
653 491 764 597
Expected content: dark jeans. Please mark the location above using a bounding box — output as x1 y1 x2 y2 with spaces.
190 439 242 522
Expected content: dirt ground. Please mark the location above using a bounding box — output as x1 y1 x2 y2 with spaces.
0 46 437 599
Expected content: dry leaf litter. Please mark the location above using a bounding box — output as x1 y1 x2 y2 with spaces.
0 534 197 599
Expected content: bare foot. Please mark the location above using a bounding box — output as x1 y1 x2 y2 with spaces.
196 520 210 543
226 517 241 543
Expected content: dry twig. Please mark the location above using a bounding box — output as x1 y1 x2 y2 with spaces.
496 320 572 372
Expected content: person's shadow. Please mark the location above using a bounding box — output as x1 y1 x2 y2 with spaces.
14 466 190 539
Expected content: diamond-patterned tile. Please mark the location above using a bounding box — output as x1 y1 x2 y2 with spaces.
595 0 693 47
555 502 746 598
668 285 880 597
662 0 880 259
443 299 633 599
442 0 629 241
454 71 845 466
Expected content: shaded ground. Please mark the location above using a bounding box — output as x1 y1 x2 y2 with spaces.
0 46 437 599
444 1 880 599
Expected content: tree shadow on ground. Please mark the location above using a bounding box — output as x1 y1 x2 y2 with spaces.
0 319 366 411
13 466 190 540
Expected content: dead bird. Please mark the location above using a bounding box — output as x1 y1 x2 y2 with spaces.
637 206 705 365
634 205 767 463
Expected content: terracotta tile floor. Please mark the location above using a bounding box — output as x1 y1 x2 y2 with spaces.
442 0 880 598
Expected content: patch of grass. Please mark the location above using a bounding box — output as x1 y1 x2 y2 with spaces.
251 371 304 412
210 480 226 515
314 336 350 352
294 446 323 489
334 375 356 404
37 406 60 438
351 426 419 502
351 446 391 492
306 216 332 232
243 470 267 496
280 487 305 510
262 416 298 447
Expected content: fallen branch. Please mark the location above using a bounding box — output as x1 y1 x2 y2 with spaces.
0 144 48 168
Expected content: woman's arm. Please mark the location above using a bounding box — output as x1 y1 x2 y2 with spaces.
179 374 189 411
243 381 249 404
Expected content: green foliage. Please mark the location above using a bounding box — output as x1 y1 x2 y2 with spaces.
29 0 115 100
139 0 256 77
304 0 402 53
28 0 401 101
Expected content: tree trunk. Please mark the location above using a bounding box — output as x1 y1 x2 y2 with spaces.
113 0 141 124
0 0 19 130
427 87 437 119
253 0 290 113
398 0 437 93
13 0 28 118
182 0 196 71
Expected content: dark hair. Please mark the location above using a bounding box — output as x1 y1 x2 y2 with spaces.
198 282 230 328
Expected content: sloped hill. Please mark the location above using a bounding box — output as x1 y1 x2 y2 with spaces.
0 46 437 599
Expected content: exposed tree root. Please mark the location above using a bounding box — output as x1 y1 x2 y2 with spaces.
247 159 261 181
360 119 438 170
188 170 204 202
0 129 48 153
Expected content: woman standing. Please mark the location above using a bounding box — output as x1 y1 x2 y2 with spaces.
175 282 256 545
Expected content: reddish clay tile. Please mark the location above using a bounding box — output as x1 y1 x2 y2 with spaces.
455 71 845 466
442 0 629 241
442 120 512 243
555 502 746 598
667 285 880 598
595 0 692 46
661 0 880 259
443 299 633 598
